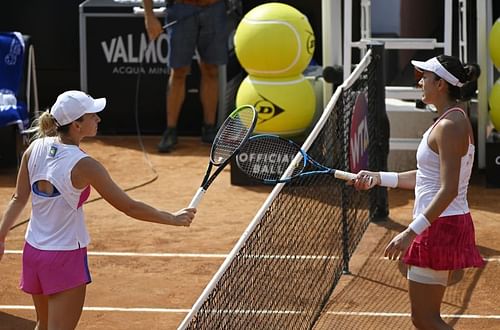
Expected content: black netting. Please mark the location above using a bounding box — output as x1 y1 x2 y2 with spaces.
183 50 387 330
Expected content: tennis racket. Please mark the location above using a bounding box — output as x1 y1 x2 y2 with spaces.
235 134 359 184
189 105 257 208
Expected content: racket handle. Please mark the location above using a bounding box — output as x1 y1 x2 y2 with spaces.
334 170 357 181
189 187 206 208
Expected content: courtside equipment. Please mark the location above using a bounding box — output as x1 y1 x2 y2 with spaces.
489 18 500 69
188 105 257 208
489 79 500 130
236 75 315 136
234 2 315 77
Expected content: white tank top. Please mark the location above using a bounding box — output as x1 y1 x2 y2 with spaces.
414 108 474 218
25 136 91 250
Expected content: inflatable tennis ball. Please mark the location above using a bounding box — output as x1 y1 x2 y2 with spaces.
490 18 500 70
489 79 500 131
234 2 315 78
236 75 315 136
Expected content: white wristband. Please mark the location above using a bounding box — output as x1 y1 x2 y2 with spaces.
408 214 431 235
379 172 398 188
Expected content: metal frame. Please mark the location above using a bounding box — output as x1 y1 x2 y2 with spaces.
342 0 496 169
344 0 453 79
459 0 468 63
477 0 494 169
321 0 342 109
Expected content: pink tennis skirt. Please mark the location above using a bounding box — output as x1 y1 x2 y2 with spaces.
20 242 92 295
403 213 485 270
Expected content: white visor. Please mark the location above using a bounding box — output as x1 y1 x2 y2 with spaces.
411 57 464 87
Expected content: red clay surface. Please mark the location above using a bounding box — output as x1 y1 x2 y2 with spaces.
1 136 499 329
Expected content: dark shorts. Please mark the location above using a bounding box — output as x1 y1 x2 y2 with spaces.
165 1 228 68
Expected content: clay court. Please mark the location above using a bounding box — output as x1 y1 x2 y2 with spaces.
0 135 499 329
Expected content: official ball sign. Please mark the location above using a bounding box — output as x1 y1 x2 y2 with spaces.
237 151 292 177
349 92 369 173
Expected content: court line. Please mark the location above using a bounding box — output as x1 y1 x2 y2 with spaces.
326 311 500 319
4 250 226 258
4 250 500 262
0 306 499 319
2 253 499 321
0 305 188 313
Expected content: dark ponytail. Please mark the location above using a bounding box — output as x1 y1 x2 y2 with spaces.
436 55 480 101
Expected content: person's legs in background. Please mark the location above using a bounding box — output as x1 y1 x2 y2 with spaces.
198 61 219 143
160 1 228 152
159 3 198 152
159 65 190 152
197 0 228 144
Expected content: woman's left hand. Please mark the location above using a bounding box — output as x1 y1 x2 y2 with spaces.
384 228 417 260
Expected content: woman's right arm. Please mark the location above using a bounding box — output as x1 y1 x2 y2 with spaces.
394 170 417 190
0 148 32 261
353 170 417 190
73 157 195 226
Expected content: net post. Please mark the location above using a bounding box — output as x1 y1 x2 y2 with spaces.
367 41 390 222
339 90 351 275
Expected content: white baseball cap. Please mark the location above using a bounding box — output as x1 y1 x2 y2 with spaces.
50 90 106 126
411 57 464 87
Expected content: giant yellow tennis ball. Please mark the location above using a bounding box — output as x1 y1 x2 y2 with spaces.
490 79 500 131
236 75 316 136
234 3 315 78
490 18 500 70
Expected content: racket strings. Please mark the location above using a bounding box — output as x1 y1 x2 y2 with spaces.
212 108 255 164
237 136 305 181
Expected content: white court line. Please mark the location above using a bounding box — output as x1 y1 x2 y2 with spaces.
3 250 500 262
0 305 188 313
326 311 500 319
2 253 500 321
0 306 499 319
4 250 226 258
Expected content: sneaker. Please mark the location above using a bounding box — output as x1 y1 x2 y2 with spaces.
201 124 217 144
158 127 177 153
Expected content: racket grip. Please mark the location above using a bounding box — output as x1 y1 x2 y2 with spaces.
334 170 357 181
189 187 206 208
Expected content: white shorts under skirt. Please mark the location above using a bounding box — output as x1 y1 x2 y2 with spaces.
407 265 449 287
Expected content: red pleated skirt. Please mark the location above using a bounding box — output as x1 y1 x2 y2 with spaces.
403 213 485 270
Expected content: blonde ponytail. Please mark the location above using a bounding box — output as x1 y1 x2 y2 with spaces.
30 110 58 141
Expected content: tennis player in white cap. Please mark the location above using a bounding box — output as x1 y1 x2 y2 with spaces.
0 90 196 329
353 55 484 329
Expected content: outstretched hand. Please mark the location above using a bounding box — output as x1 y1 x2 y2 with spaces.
352 170 379 190
171 208 196 227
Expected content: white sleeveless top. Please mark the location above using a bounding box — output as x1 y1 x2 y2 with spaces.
414 108 474 218
26 136 91 250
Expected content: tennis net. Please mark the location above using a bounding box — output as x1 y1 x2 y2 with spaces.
180 46 389 330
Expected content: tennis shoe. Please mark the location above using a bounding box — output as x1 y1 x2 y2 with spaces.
201 124 217 144
158 127 177 153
